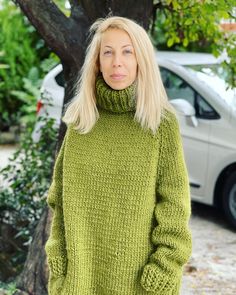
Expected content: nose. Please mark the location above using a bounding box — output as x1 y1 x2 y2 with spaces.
112 53 122 67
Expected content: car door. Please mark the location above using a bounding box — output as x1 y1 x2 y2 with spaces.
160 67 212 201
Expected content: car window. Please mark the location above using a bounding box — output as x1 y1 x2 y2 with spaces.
55 71 65 87
160 67 195 106
160 67 220 119
196 93 219 119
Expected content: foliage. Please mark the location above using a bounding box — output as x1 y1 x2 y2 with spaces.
9 56 59 127
53 0 70 16
0 0 51 130
0 51 9 69
0 280 17 295
150 0 236 87
0 115 59 275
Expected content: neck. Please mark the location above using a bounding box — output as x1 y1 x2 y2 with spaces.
95 75 137 113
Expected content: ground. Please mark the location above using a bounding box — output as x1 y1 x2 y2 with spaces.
0 145 236 295
181 202 236 295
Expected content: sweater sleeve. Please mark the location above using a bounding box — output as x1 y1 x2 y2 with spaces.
45 131 68 294
140 112 192 294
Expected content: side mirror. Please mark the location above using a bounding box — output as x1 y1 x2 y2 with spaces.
170 98 198 127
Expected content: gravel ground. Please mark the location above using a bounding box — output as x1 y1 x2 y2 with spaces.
1 145 236 295
181 202 236 295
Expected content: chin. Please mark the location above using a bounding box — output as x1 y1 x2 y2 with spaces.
108 81 131 91
112 85 127 90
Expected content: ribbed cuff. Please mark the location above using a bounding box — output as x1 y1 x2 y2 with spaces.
140 263 178 293
47 255 67 278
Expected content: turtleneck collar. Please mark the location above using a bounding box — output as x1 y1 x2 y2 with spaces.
95 75 137 113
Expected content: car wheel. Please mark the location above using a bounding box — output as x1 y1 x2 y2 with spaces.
222 171 236 228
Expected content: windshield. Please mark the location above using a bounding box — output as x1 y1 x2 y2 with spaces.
185 64 236 111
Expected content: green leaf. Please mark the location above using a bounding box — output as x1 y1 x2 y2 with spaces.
219 11 230 19
183 38 189 47
10 90 30 102
175 36 180 43
0 64 10 69
184 19 193 26
172 0 180 10
167 38 174 47
166 0 172 5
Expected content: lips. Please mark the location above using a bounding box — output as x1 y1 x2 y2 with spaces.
110 74 126 80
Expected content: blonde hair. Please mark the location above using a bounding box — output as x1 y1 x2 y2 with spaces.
62 16 174 135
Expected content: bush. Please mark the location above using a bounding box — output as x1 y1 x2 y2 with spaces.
10 56 59 127
0 280 17 295
150 2 236 88
0 0 51 130
0 116 59 280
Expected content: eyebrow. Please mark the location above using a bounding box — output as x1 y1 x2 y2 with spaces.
104 44 133 48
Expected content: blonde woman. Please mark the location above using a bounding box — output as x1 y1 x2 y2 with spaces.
45 16 192 295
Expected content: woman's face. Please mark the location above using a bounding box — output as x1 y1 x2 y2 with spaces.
99 28 138 90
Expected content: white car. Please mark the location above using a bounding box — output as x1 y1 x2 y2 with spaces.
33 51 236 228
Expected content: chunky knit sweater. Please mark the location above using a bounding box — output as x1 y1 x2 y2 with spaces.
45 76 192 295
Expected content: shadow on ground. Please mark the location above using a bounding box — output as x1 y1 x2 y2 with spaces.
191 201 235 232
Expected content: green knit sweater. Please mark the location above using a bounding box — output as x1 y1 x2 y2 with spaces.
45 76 192 295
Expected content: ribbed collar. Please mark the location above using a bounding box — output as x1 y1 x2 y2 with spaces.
95 75 137 113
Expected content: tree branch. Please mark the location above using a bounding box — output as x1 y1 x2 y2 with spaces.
80 0 153 30
13 0 88 65
69 0 80 11
68 0 90 46
228 12 236 20
69 0 81 20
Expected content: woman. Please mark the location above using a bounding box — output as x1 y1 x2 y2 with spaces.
45 16 192 295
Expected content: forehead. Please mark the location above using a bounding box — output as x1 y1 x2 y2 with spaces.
100 28 133 47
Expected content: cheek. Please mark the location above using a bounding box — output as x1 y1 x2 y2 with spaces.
99 55 105 72
99 59 110 73
127 56 137 68
129 60 138 76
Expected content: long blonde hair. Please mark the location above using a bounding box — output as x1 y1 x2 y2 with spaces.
62 16 174 135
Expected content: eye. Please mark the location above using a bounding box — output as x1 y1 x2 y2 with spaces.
104 50 112 55
123 49 133 54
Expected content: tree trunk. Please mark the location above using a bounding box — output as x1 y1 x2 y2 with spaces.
12 1 153 294
14 209 50 295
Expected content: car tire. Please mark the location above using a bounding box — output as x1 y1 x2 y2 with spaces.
222 171 236 228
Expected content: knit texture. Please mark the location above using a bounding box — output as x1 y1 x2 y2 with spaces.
45 76 192 295
96 74 137 113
